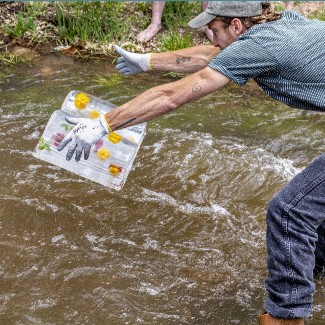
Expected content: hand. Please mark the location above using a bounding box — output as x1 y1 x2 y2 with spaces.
57 115 109 162
114 45 152 75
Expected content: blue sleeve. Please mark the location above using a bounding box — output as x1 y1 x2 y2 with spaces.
208 38 279 85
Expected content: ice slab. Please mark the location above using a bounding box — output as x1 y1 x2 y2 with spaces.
33 90 146 190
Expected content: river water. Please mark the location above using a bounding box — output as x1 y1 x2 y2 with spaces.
0 54 324 324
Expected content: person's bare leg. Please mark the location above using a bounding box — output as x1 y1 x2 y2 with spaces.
137 1 166 43
284 1 294 10
201 1 214 42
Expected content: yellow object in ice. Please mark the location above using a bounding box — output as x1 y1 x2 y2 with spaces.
89 110 100 119
97 148 110 160
109 164 121 176
108 132 122 144
74 92 90 110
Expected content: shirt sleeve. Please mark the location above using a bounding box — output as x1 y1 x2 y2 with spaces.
208 38 279 85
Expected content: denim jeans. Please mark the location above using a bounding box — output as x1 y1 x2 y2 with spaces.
264 153 325 319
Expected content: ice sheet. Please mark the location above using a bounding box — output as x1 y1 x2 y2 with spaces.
33 90 146 190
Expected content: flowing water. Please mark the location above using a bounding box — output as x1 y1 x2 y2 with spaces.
0 54 324 325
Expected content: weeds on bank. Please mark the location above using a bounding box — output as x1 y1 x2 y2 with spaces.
2 11 35 39
162 1 199 27
0 50 23 65
54 2 130 44
310 8 325 20
1 1 200 54
161 31 193 51
1 1 323 59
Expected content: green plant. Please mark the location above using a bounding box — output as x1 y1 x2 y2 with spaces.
0 51 21 65
3 11 35 39
93 74 124 87
54 2 129 44
161 30 193 51
311 9 325 21
162 1 200 28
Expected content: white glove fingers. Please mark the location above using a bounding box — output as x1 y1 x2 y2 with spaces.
66 140 77 161
117 57 125 64
116 62 127 70
75 143 83 162
83 144 91 160
114 45 127 57
57 130 73 151
57 116 107 161
119 67 131 74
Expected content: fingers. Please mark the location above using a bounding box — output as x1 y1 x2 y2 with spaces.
116 66 131 75
116 60 126 69
66 140 77 161
75 143 83 162
116 62 127 71
114 45 126 57
117 56 125 64
70 143 92 162
84 144 91 160
57 130 73 151
58 135 92 162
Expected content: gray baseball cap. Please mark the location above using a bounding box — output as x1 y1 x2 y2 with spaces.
188 1 263 28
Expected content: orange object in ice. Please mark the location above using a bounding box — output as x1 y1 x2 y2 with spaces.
109 164 122 176
74 92 90 110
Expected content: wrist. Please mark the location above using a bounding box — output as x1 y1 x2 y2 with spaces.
100 114 111 134
148 53 154 71
139 53 153 72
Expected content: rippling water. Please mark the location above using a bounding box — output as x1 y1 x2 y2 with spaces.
1 55 324 324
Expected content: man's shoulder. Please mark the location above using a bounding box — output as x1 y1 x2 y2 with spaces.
237 11 324 55
243 10 324 39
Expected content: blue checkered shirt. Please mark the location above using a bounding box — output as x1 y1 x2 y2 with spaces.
209 11 325 111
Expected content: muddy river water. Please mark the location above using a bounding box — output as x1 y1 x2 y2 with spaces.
0 54 324 324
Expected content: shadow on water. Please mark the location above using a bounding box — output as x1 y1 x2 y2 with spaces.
0 54 324 324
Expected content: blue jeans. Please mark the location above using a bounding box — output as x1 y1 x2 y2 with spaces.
264 153 325 319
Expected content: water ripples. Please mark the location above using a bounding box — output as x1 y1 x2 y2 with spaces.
1 56 324 324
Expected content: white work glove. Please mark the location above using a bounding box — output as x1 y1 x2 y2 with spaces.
57 115 109 161
114 45 152 75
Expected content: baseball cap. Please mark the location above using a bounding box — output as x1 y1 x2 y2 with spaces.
188 1 263 28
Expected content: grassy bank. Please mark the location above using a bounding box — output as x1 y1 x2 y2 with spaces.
0 1 324 64
0 1 203 63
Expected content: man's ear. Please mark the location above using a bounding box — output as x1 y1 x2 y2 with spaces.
231 18 246 35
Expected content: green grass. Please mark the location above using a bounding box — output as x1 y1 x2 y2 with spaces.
0 50 25 65
2 1 322 56
54 2 129 44
52 1 200 45
310 8 325 21
161 30 193 51
2 11 35 39
162 1 200 27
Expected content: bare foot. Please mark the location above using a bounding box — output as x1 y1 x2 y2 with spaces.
284 1 294 10
137 23 162 43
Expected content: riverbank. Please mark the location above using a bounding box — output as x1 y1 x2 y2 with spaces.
0 1 324 64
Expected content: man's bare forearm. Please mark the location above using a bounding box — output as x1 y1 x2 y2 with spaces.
104 67 229 131
151 45 220 73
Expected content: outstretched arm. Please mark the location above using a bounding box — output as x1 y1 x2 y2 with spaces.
105 66 229 130
151 45 220 73
58 67 230 161
114 45 220 75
